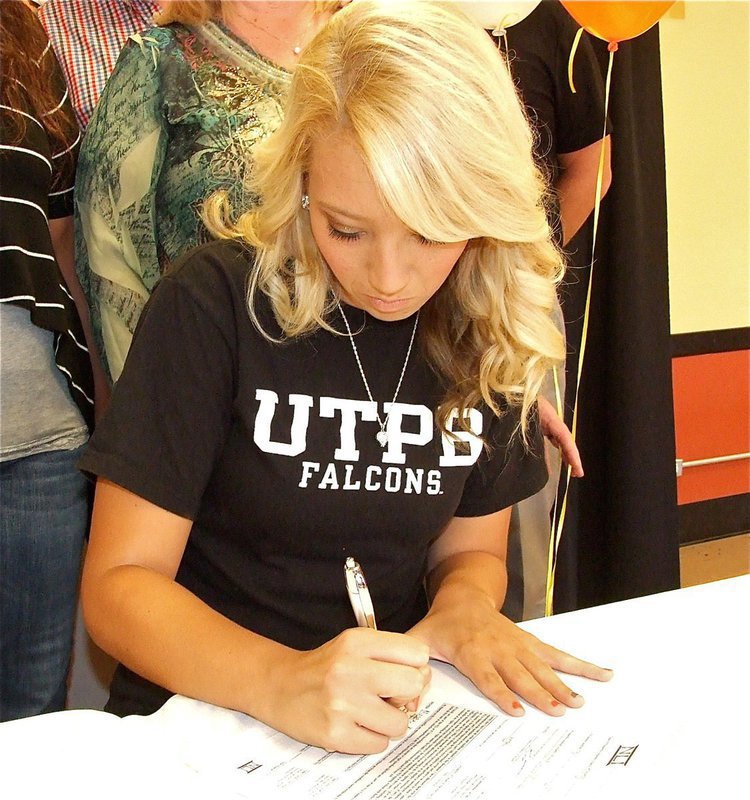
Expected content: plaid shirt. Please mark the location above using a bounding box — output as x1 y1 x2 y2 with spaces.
38 0 160 129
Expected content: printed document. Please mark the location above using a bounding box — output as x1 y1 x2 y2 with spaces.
165 693 645 799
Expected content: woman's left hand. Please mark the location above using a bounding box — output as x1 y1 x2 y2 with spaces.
408 584 612 718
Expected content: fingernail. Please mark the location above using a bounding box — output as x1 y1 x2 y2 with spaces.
571 692 579 698
512 701 522 710
551 700 560 707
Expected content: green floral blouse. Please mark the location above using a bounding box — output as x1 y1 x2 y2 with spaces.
75 22 291 381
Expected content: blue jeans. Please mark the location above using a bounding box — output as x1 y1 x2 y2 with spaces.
0 445 88 721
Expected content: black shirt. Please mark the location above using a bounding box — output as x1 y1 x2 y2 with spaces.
497 0 610 244
502 0 608 177
80 239 547 715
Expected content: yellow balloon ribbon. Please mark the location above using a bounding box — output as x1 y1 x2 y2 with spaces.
567 26 585 94
545 43 615 617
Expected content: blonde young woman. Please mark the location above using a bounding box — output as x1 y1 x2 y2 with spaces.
75 0 343 383
80 1 610 754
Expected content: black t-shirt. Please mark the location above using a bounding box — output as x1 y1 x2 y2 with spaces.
80 239 547 715
496 0 610 244
503 0 608 176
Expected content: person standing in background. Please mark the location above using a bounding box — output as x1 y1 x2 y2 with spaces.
0 1 106 721
37 0 161 130
495 0 612 621
74 1 341 384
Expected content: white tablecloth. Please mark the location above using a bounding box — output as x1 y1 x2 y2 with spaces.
1 575 747 798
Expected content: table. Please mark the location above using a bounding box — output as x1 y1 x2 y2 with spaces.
1 575 747 798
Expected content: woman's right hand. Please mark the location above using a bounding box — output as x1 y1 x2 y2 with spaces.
260 628 431 754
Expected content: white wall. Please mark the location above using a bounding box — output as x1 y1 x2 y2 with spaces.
660 1 750 335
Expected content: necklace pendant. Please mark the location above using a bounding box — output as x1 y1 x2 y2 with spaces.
376 429 389 448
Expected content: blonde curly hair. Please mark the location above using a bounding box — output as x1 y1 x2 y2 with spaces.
204 0 564 438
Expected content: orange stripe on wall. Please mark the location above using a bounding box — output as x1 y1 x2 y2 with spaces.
672 349 750 505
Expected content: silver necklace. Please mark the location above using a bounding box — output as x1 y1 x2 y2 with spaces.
337 302 420 448
240 6 317 58
247 22 303 56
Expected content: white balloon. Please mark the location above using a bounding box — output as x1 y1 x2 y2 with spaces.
458 1 541 31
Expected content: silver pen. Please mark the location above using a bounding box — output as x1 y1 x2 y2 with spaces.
344 557 417 716
345 557 377 630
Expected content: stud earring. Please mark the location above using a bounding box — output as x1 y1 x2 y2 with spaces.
301 194 310 210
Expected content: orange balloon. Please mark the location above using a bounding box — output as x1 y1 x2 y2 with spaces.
561 1 675 44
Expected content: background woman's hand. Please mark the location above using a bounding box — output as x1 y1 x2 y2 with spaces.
261 628 430 753
537 395 584 477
